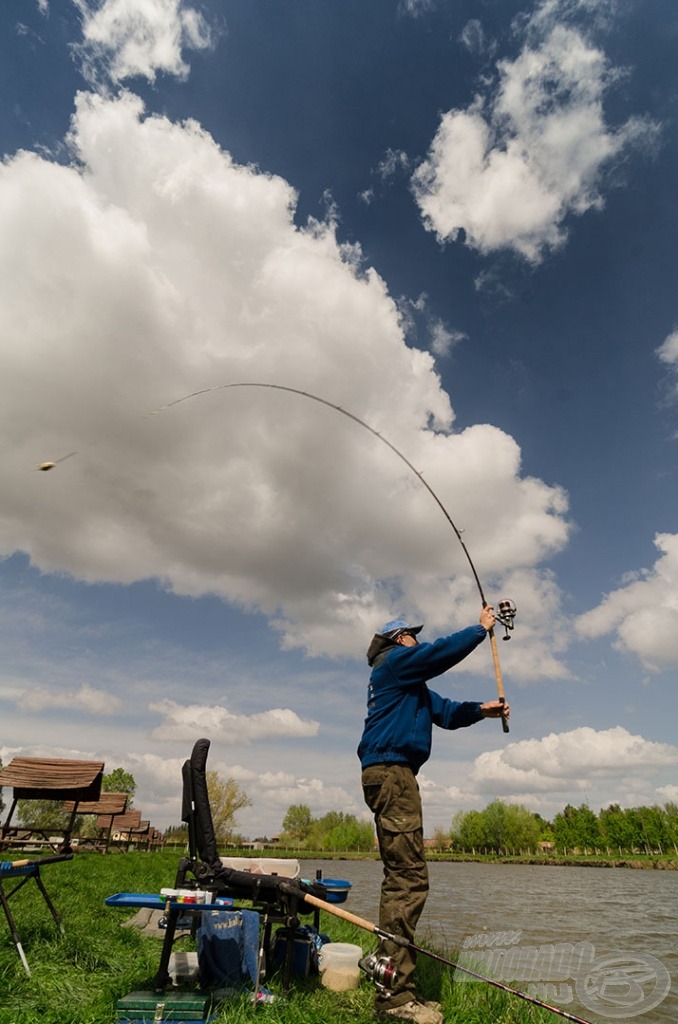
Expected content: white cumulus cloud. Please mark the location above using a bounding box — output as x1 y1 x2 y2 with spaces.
0 89 571 667
17 681 122 715
149 699 319 743
206 758 360 831
657 330 678 367
657 329 678 403
469 726 678 795
412 6 658 262
458 20 489 58
398 0 436 19
575 534 678 669
74 0 212 85
429 321 466 358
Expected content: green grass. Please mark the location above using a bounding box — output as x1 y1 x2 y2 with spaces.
0 852 555 1024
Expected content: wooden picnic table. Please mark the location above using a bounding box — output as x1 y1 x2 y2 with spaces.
0 756 104 853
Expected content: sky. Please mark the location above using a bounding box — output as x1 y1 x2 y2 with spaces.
1 0 677 840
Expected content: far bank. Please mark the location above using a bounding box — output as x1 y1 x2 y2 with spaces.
211 847 678 869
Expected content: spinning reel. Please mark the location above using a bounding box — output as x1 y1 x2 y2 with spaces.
495 599 517 641
359 953 398 996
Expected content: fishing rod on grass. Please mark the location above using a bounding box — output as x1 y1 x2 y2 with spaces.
150 381 516 731
293 887 595 1024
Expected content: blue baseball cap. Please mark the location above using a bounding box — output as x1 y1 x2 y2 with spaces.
378 619 423 639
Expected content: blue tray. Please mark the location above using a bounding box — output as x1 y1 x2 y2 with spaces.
105 893 234 910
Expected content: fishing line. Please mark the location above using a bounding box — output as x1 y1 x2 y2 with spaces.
151 382 485 592
149 381 514 729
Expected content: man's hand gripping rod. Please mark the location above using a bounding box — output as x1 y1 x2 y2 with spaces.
489 598 516 733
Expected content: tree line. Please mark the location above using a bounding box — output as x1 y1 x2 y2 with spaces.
279 804 375 851
451 799 678 856
9 755 676 859
552 801 678 856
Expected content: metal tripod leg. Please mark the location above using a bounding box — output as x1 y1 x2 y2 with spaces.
33 870 66 934
0 882 31 975
155 904 180 992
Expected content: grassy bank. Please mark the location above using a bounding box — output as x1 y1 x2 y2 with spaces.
424 852 678 869
0 850 555 1024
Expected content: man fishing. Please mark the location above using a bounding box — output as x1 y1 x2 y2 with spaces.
358 607 509 1024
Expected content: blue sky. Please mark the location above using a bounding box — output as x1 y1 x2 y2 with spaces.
1 0 677 837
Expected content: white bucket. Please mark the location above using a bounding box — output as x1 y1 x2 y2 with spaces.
318 942 363 991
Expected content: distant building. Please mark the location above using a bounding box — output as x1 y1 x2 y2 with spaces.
424 838 452 851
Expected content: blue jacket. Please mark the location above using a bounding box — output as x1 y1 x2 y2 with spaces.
357 625 487 773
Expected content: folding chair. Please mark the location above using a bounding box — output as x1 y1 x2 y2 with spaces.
0 853 73 975
154 737 326 993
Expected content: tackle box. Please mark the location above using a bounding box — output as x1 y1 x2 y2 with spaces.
115 990 213 1022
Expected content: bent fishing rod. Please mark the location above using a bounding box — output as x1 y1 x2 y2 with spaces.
292 887 594 1024
151 381 515 730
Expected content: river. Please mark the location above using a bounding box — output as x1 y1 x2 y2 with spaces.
308 859 677 1024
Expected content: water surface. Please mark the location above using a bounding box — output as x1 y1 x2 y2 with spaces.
310 859 677 1024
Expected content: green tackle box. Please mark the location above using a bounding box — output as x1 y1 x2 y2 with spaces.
115 990 213 1022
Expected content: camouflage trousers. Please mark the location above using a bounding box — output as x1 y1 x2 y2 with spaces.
362 763 429 1009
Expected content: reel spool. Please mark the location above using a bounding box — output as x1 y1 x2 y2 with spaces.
359 953 398 995
495 599 517 641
